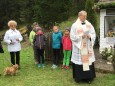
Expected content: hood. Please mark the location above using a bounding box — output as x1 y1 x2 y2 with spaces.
36 30 43 35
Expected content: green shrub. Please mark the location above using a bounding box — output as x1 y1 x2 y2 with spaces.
101 47 115 62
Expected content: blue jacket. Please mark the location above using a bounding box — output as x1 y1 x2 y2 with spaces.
52 31 62 49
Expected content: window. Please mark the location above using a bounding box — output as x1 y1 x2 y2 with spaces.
104 16 115 37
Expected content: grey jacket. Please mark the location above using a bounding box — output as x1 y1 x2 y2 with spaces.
33 34 46 49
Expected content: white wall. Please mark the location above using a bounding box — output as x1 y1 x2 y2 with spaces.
99 9 114 52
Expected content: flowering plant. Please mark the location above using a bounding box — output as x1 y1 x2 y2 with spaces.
107 31 115 37
101 47 114 62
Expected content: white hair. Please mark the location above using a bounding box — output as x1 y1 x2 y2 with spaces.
8 20 17 27
78 10 87 16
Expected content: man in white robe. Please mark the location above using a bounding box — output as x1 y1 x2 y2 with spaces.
70 10 96 83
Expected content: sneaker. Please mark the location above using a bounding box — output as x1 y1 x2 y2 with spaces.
38 64 41 68
65 66 69 70
54 65 57 69
42 64 45 68
51 64 55 68
51 64 57 69
61 65 65 69
35 62 38 65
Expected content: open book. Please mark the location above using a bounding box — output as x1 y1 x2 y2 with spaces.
84 30 89 36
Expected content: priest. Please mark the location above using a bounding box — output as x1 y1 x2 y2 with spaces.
70 10 96 84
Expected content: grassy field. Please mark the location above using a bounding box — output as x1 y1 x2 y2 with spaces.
0 42 115 86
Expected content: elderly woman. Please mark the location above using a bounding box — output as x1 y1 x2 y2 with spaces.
70 11 96 84
4 20 23 67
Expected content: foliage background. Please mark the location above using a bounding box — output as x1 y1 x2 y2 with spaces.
0 0 99 30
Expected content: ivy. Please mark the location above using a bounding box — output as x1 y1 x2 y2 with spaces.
96 2 115 9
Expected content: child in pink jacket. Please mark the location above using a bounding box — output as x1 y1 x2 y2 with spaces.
62 28 72 69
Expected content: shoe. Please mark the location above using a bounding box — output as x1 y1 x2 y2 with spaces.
51 64 57 69
35 62 38 65
51 64 54 68
42 64 45 68
65 66 69 70
51 64 55 68
61 65 65 69
38 64 41 68
54 65 57 69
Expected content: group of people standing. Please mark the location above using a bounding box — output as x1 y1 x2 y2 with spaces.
2 10 96 84
29 23 72 69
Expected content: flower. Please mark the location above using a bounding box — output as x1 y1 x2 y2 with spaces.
101 47 114 62
107 31 115 37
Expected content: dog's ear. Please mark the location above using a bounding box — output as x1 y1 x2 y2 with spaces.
13 64 19 69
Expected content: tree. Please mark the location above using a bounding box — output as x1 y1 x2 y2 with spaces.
85 0 99 46
85 0 98 31
19 0 35 24
70 0 86 16
0 0 20 30
34 0 71 29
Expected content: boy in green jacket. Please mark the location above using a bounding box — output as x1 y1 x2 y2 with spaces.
29 22 39 64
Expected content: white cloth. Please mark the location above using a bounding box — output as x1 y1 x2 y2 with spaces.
4 29 23 52
70 19 96 65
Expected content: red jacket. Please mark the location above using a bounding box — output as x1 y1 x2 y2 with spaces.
62 36 72 50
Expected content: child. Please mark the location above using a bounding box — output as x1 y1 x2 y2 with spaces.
62 28 72 69
52 26 62 69
33 27 46 68
29 22 39 64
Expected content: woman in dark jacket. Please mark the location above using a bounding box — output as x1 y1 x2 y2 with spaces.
33 28 46 68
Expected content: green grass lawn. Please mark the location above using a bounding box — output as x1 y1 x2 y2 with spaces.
0 42 115 86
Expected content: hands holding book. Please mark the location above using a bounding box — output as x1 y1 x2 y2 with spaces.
82 31 91 39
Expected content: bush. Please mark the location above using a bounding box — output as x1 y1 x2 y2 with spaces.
101 47 115 62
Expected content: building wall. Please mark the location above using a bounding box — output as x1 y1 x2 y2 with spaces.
100 9 114 51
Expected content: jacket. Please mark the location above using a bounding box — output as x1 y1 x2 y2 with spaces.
52 31 62 49
4 29 23 52
29 30 35 45
62 36 72 50
33 33 46 49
